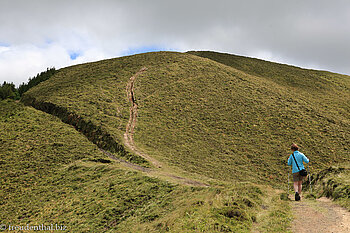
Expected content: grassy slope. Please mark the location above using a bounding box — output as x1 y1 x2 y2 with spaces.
0 100 269 232
22 51 350 186
309 165 350 210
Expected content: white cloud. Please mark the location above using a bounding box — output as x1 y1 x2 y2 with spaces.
0 0 349 86
0 44 64 85
0 46 10 53
0 43 112 86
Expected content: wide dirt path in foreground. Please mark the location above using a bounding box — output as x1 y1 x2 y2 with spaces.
291 195 350 233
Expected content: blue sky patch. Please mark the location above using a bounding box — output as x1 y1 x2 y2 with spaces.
45 38 54 45
0 42 10 47
123 45 175 56
69 51 81 60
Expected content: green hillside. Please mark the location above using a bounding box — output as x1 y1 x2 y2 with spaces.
3 50 349 232
21 51 350 185
1 99 270 232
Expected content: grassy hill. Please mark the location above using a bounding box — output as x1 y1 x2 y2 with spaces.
3 50 349 232
0 99 270 232
21 51 350 185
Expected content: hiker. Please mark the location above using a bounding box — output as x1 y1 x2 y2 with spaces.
288 143 309 201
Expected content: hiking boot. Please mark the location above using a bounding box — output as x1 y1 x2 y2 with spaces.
295 192 301 201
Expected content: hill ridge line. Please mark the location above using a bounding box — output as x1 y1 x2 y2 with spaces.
21 97 137 161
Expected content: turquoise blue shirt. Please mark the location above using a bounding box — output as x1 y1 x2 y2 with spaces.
288 151 309 173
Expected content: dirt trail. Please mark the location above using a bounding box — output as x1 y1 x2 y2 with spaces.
99 148 151 172
291 195 350 233
117 67 209 187
123 67 163 168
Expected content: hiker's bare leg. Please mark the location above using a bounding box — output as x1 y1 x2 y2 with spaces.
294 181 299 193
298 180 303 194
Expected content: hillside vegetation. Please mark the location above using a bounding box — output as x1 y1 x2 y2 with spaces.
0 100 269 232
309 165 350 210
22 51 350 185
5 50 349 232
0 68 56 100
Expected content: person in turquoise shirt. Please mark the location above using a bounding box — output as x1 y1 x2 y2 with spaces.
288 143 309 201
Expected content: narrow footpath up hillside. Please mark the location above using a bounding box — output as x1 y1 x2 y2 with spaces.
290 195 350 233
123 66 163 168
120 66 209 187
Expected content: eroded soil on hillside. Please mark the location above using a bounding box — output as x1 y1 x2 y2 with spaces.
123 67 163 168
291 195 350 233
120 67 209 187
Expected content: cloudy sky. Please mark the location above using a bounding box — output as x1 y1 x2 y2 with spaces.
1 0 349 86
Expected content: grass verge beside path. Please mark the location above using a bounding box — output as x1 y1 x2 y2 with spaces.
251 186 292 233
307 165 350 210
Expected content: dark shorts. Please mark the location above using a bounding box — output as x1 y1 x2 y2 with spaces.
293 172 304 182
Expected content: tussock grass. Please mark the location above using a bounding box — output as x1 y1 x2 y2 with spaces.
251 187 292 233
1 100 265 232
309 165 350 210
